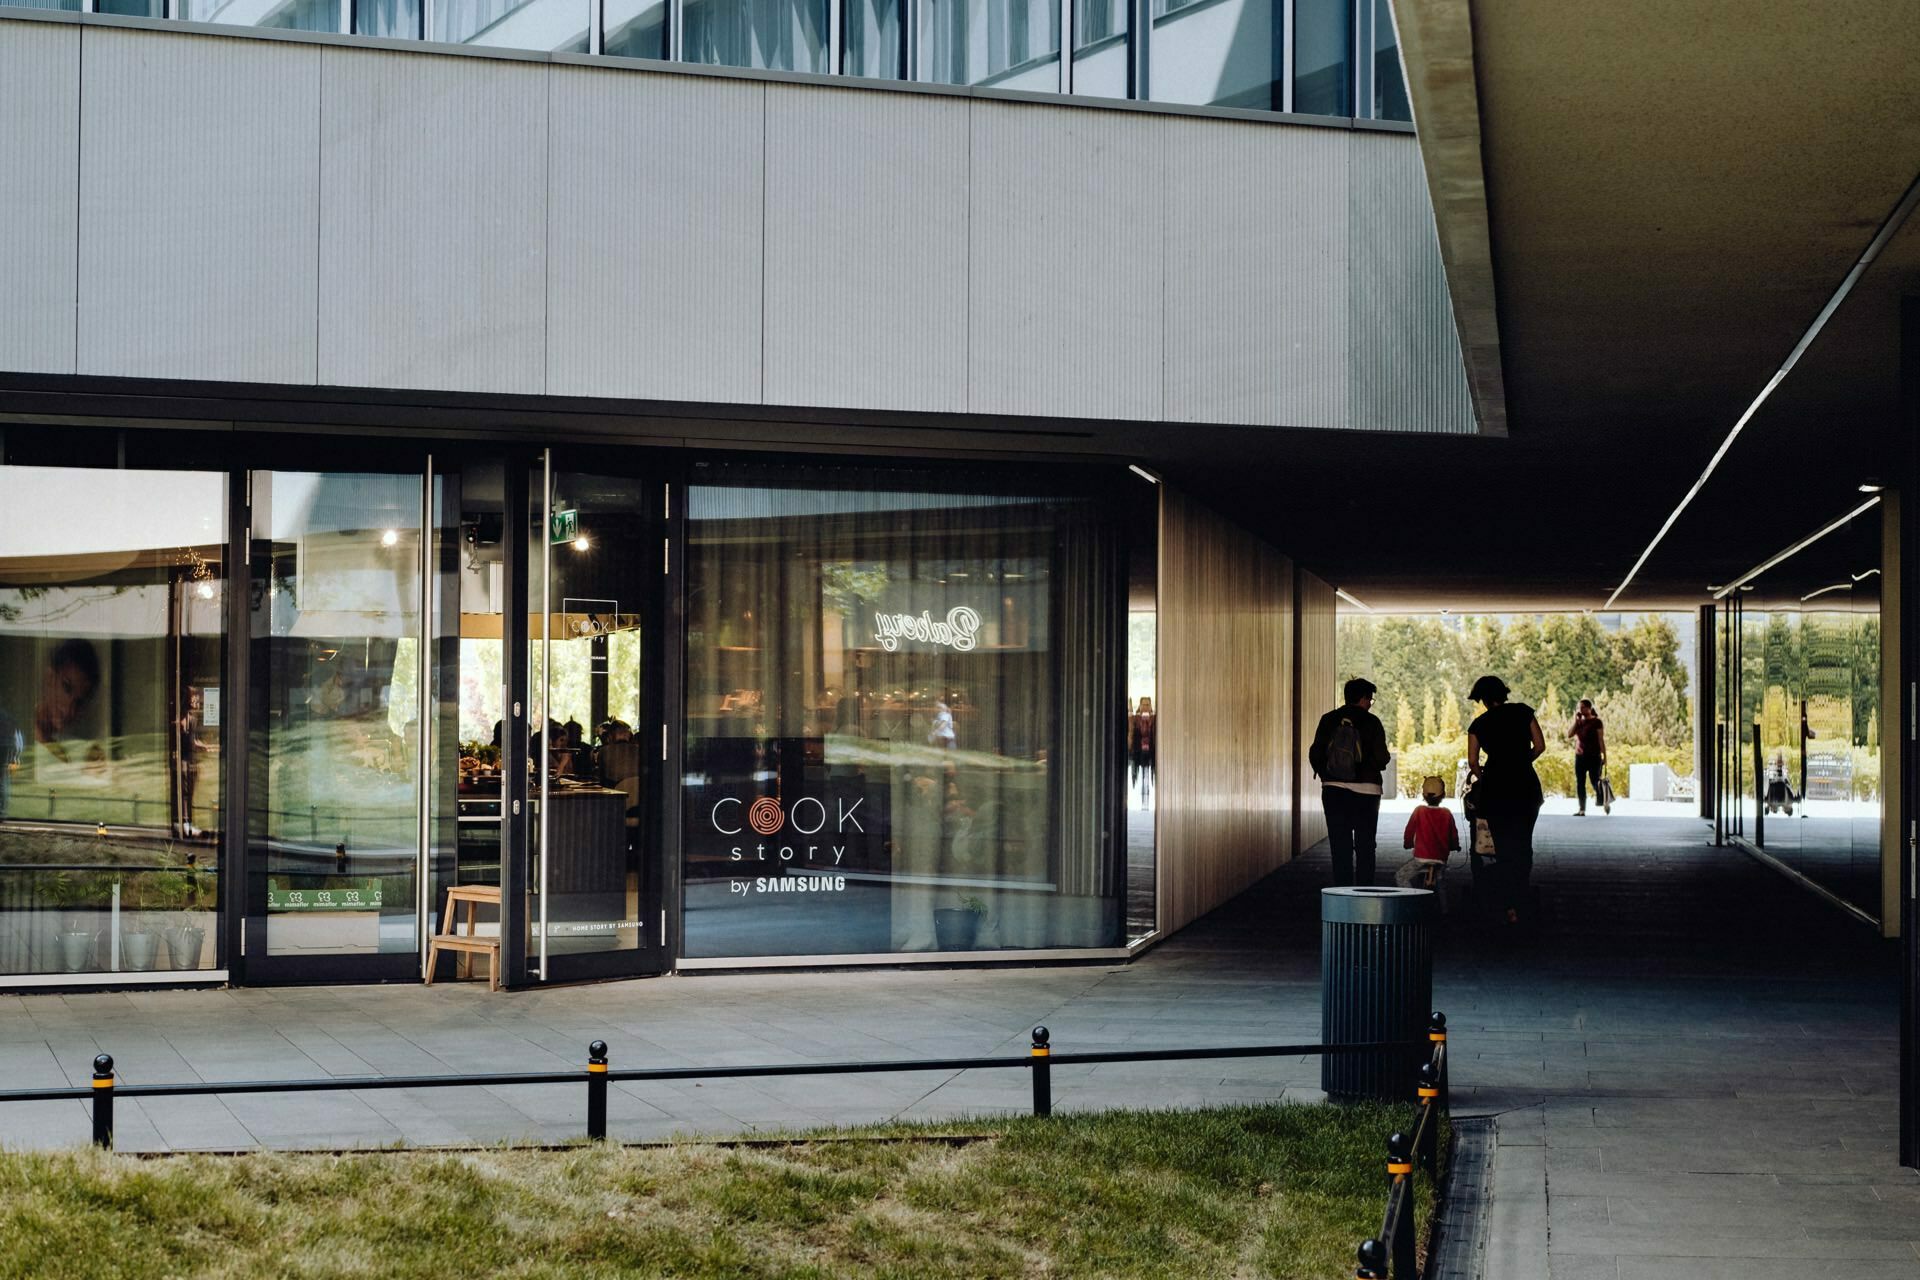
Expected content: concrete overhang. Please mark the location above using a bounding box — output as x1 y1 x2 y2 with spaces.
1302 0 1920 611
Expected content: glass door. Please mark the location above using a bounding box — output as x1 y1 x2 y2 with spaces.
525 458 669 981
243 470 427 982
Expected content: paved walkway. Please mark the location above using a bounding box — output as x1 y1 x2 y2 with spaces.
2 813 1915 1275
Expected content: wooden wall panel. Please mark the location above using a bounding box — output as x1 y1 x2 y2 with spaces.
1158 487 1296 935
1295 570 1339 854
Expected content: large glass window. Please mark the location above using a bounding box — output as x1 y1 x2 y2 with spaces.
918 0 1061 90
183 0 343 31
1148 0 1279 110
685 0 831 72
249 472 423 963
1292 0 1352 116
844 0 907 79
1072 0 1128 100
0 464 226 979
603 0 670 59
1367 0 1409 120
432 0 590 52
682 466 1122 958
1713 506 1885 922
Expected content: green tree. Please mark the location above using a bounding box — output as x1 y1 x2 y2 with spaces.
1597 659 1689 747
1395 700 1417 755
1438 688 1463 743
1420 688 1437 744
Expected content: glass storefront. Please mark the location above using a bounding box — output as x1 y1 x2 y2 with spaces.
680 464 1127 958
0 445 1146 982
0 464 227 979
1714 503 1884 920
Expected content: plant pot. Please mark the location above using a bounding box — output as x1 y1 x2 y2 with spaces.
122 930 159 972
163 925 207 971
932 908 983 951
58 931 95 973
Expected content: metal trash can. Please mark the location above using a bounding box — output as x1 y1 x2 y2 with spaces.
1321 886 1435 1101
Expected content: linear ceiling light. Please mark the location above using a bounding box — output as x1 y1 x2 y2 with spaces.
1603 168 1920 610
1801 583 1849 602
1334 587 1375 613
1712 496 1881 601
1127 464 1161 484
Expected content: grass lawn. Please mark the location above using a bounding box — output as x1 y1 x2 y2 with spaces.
0 1102 1439 1279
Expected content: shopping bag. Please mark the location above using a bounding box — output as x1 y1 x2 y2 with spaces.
1596 776 1616 809
1472 817 1496 858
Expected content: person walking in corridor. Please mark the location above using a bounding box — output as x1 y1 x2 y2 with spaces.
1310 678 1392 886
1467 675 1545 925
1568 698 1609 815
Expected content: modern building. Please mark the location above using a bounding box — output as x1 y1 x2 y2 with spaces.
0 0 1472 989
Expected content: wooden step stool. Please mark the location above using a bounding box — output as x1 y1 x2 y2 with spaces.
425 885 503 991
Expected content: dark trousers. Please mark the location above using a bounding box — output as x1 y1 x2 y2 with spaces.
1485 808 1539 913
1573 754 1604 810
1323 786 1382 886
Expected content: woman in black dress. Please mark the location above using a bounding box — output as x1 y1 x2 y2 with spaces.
1466 675 1546 924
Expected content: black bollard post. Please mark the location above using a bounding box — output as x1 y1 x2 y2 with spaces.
1030 1026 1052 1117
91 1053 115 1150
1387 1131 1414 1278
586 1040 609 1142
1417 1061 1442 1176
1428 1010 1449 1105
1355 1238 1387 1279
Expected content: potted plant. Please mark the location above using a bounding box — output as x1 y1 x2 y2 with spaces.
119 869 165 972
933 894 989 951
160 860 208 972
41 871 101 973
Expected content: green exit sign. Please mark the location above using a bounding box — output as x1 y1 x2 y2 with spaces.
550 508 579 544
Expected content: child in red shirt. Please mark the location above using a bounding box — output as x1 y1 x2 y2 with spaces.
1396 775 1460 903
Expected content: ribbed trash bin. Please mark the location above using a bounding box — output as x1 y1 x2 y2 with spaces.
1320 886 1435 1102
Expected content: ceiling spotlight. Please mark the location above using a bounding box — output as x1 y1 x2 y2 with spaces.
380 529 399 547
573 535 592 552
1858 481 1884 493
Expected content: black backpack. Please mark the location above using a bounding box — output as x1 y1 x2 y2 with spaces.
1322 713 1365 782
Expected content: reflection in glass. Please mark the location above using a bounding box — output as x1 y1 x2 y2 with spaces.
681 469 1121 958
844 0 906 79
1293 0 1352 116
1124 483 1157 943
0 466 226 977
603 0 670 59
1072 0 1128 100
183 0 343 31
433 0 590 52
252 472 422 959
1147 0 1279 110
1369 0 1409 120
98 0 165 14
918 0 1060 90
531 472 651 965
684 0 831 72
355 0 423 39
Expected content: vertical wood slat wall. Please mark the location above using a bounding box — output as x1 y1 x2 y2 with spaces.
1295 569 1339 855
1157 487 1298 935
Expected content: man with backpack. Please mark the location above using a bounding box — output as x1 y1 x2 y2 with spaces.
1309 678 1393 886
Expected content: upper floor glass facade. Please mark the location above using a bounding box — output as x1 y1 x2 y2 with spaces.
12 0 1411 120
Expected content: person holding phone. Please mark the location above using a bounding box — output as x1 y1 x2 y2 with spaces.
1568 698 1608 815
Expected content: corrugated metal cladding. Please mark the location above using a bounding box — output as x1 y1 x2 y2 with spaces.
1348 130 1475 434
1164 116 1349 429
318 47 548 395
0 17 1475 434
80 30 320 384
548 67 763 404
0 22 78 376
763 83 970 413
970 101 1165 421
